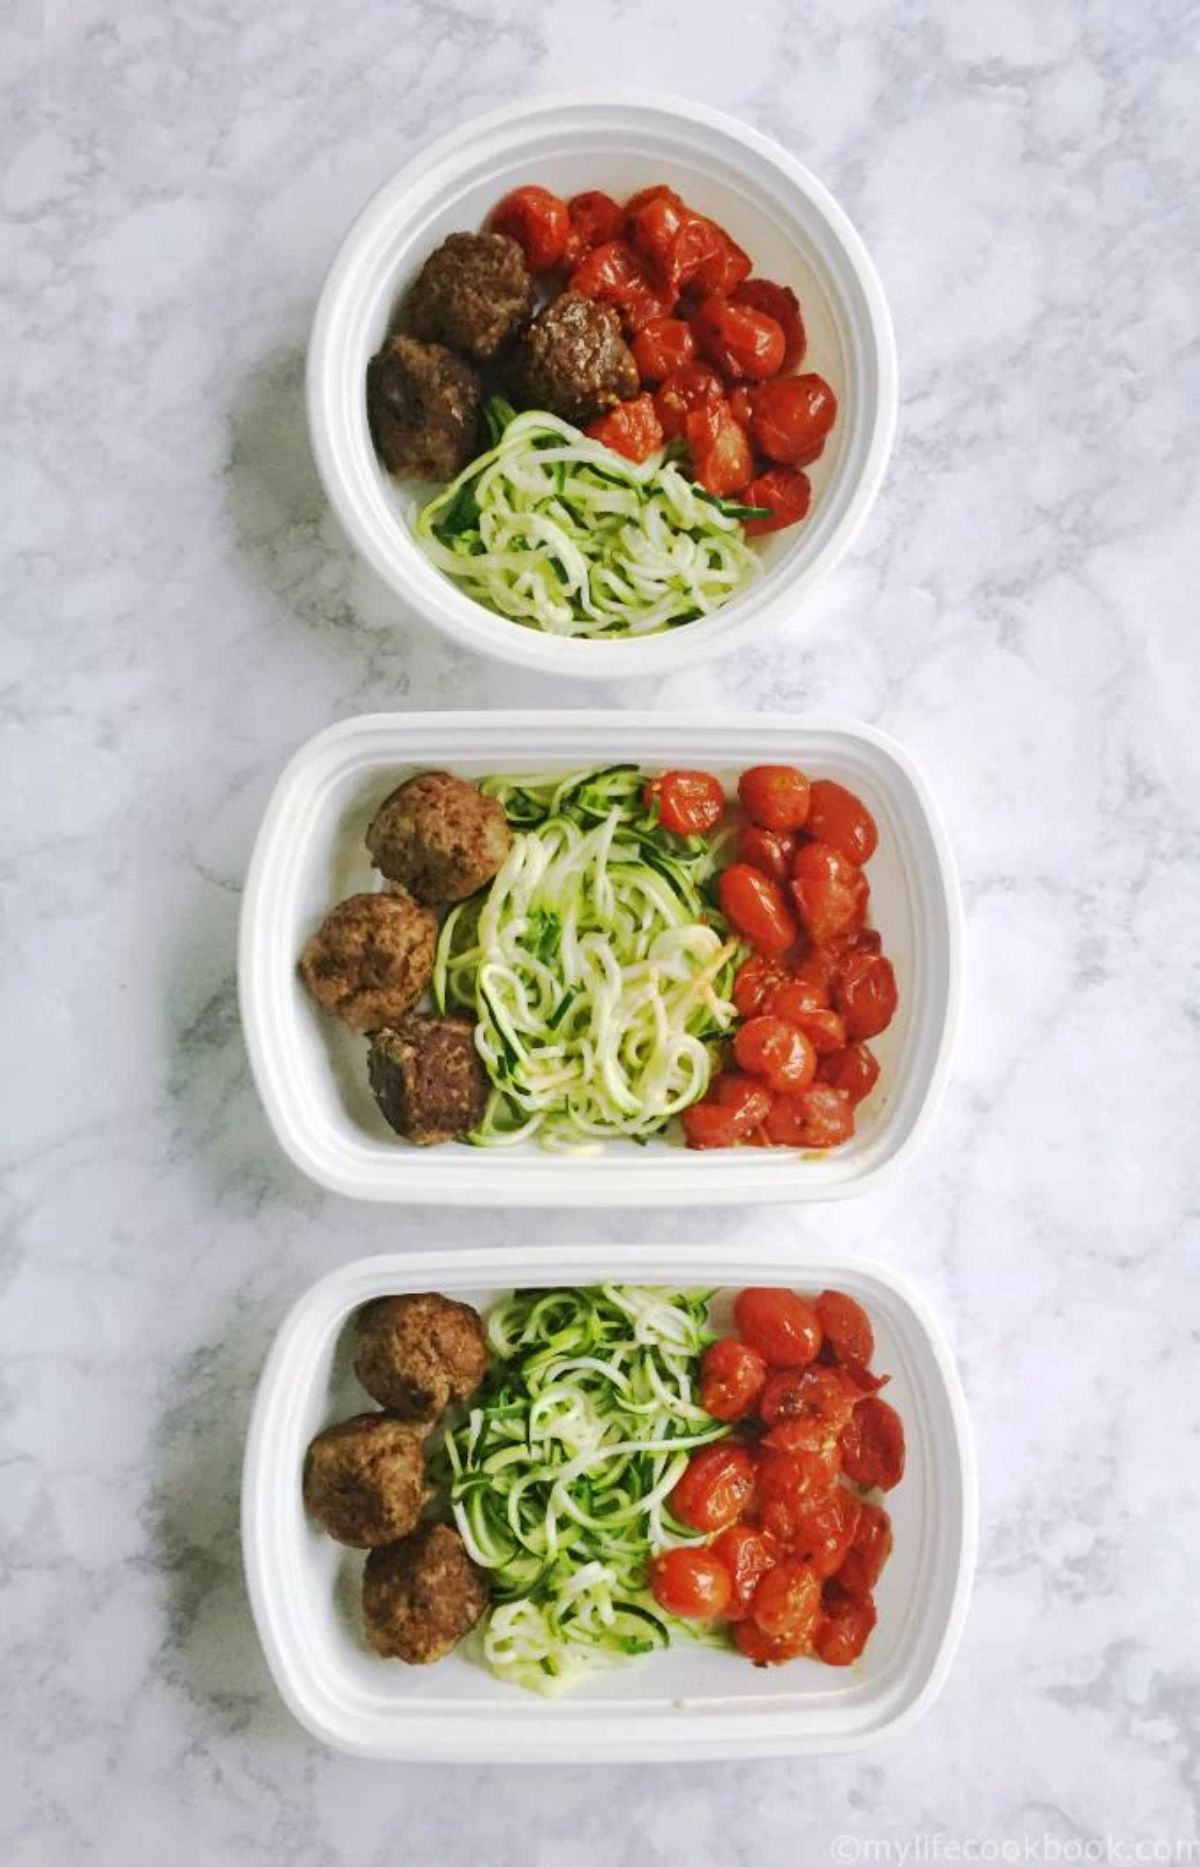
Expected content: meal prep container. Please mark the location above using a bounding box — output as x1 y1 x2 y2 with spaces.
238 711 961 1205
308 92 897 680
242 1243 976 1762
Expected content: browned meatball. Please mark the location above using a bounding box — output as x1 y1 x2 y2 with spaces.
368 1017 488 1146
362 1522 488 1663
353 1292 488 1424
302 1413 429 1548
405 231 534 362
298 891 436 1032
366 334 482 481
365 771 511 905
507 292 639 424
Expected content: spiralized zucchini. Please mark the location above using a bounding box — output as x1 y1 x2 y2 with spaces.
442 1284 727 1695
433 765 740 1150
414 401 762 638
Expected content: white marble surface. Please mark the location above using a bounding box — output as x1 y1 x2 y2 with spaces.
3 0 1198 1859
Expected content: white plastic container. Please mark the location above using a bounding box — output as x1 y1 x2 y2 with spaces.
242 1243 977 1762
307 93 897 680
238 711 961 1205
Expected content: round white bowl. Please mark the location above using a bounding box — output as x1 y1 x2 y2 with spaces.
307 93 898 681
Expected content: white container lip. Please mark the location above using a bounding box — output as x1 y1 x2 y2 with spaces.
242 1243 978 1763
238 711 963 1206
307 90 897 679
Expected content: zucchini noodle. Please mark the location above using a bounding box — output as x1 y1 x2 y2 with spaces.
414 401 762 638
442 1284 727 1695
433 765 740 1149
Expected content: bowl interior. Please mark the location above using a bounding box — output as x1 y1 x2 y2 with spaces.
244 1249 974 1759
310 100 894 671
240 714 959 1204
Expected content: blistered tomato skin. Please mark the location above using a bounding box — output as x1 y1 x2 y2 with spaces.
731 279 806 371
814 1584 877 1664
816 1290 875 1369
818 1042 881 1106
759 1365 861 1442
763 1083 855 1149
653 363 724 439
840 1397 906 1492
750 1559 821 1642
490 185 570 271
732 953 792 1018
712 1072 773 1133
700 1336 768 1420
737 823 795 882
791 841 869 945
694 295 786 380
805 779 878 866
713 1525 778 1620
742 467 812 536
650 1546 733 1621
733 1016 818 1095
750 374 838 464
681 1100 743 1149
584 393 664 463
719 864 797 955
670 1441 758 1533
561 191 626 269
738 764 811 831
733 1287 823 1368
632 316 697 383
835 952 899 1040
643 768 725 836
835 1500 893 1599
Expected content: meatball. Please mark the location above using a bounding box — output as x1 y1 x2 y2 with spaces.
368 1016 489 1147
362 1522 488 1663
506 292 639 424
354 1291 488 1424
366 334 482 481
365 771 511 905
298 890 436 1032
302 1413 429 1548
405 231 534 362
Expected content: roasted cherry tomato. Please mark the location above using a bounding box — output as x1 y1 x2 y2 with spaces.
789 952 838 1003
737 823 795 883
490 185 569 271
731 953 792 1018
805 779 878 866
772 1487 861 1577
643 768 725 836
742 467 812 535
840 1397 906 1492
733 1286 822 1368
738 764 811 831
817 1042 881 1106
624 183 682 217
712 1524 778 1621
733 1016 817 1095
569 239 663 314
629 195 724 294
750 374 838 463
733 1618 809 1665
632 316 697 383
653 362 724 439
756 1438 839 1496
814 1581 877 1665
718 864 797 955
750 1558 821 1642
815 1291 875 1370
684 399 753 496
791 841 869 945
561 190 626 269
649 1546 732 1621
681 1100 744 1149
694 294 786 380
585 392 663 463
712 1073 773 1133
763 1083 855 1149
731 278 806 371
691 224 752 296
760 1365 860 1442
834 952 898 1040
670 1441 758 1533
764 981 847 1056
700 1336 768 1421
835 1500 892 1600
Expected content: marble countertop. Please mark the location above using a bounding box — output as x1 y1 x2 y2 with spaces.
3 0 1197 1859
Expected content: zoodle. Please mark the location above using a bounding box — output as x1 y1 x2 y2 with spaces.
433 764 740 1149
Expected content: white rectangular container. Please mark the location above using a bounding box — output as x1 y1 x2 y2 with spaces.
241 1244 977 1762
238 712 961 1205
